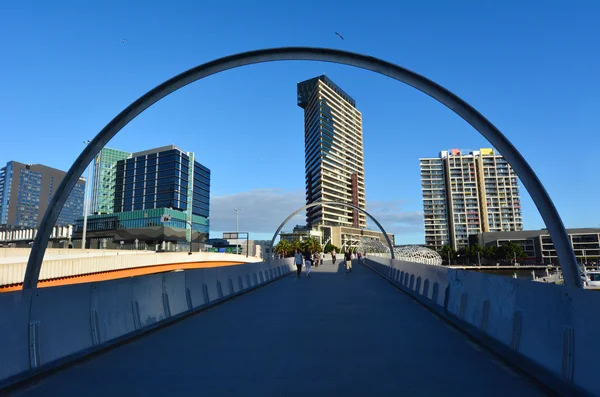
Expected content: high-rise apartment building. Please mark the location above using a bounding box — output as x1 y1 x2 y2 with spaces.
297 75 366 231
0 161 85 228
420 148 523 251
91 148 132 214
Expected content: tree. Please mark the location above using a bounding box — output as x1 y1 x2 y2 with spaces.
324 242 340 254
498 241 525 262
483 245 498 260
440 245 455 264
274 240 293 258
465 244 483 264
300 237 322 254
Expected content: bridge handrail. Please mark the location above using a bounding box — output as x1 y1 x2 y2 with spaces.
0 258 294 389
363 257 599 397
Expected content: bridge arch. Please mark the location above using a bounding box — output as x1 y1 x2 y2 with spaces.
269 201 395 260
23 47 581 288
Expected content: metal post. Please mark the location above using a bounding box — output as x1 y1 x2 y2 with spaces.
246 233 249 258
81 140 91 250
583 249 586 266
477 250 481 266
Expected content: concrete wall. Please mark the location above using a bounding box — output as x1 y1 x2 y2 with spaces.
364 257 600 397
0 257 294 388
0 250 262 286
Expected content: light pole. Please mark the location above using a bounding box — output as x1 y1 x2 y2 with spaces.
583 249 587 266
81 140 91 250
234 208 239 254
234 208 239 234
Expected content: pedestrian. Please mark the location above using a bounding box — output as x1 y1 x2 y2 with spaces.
304 249 312 278
331 250 337 265
313 251 320 268
294 249 303 279
344 249 352 273
357 252 362 261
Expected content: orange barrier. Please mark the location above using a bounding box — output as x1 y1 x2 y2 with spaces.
0 261 244 292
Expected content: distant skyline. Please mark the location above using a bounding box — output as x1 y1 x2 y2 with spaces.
1 1 599 243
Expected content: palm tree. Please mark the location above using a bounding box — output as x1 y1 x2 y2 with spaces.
274 240 293 258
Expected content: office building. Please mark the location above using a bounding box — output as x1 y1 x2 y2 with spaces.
91 148 132 214
420 148 523 251
74 145 210 250
297 75 379 249
470 228 600 265
0 161 85 228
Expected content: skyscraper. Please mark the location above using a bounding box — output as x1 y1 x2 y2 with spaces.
297 75 366 229
0 161 85 228
420 148 523 251
91 147 132 214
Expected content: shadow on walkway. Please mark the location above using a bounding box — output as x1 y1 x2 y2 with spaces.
10 260 549 397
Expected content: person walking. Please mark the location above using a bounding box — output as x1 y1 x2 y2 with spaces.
344 249 353 273
294 249 303 279
331 250 337 265
304 250 313 278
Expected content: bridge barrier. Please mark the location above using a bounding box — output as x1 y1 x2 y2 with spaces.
0 258 294 389
364 256 599 397
0 251 261 287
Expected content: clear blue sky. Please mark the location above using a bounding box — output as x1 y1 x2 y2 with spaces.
1 1 599 243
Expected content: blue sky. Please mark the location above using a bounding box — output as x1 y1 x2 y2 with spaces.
1 1 599 243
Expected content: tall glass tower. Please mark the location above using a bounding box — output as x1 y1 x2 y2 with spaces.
91 148 132 214
297 75 366 229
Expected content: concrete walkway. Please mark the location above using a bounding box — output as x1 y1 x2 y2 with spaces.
10 261 550 396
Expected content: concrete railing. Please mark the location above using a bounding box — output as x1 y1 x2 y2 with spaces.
0 248 156 258
0 251 262 287
0 257 294 388
364 256 599 397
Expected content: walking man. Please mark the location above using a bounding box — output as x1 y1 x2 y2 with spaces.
331 250 337 265
304 250 312 278
294 249 303 279
344 249 353 273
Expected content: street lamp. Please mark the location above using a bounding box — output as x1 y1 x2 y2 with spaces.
81 140 92 250
234 208 240 254
234 208 239 234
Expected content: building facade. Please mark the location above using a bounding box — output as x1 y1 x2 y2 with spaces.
296 75 382 250
0 161 85 228
420 148 523 251
297 75 366 229
75 145 210 249
91 147 132 214
470 228 600 265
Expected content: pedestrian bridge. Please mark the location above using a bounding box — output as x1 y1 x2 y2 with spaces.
0 257 598 396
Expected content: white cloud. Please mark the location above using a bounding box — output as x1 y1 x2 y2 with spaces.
366 200 424 236
210 189 424 241
210 188 306 234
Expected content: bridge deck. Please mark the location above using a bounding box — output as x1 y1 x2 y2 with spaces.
10 261 549 396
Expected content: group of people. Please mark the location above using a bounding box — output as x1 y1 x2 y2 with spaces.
293 249 364 278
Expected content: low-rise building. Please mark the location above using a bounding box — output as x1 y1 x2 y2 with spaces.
469 228 600 265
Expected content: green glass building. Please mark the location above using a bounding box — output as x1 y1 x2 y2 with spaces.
91 148 132 214
76 145 210 250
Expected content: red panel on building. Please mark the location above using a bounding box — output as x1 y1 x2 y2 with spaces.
351 173 359 227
